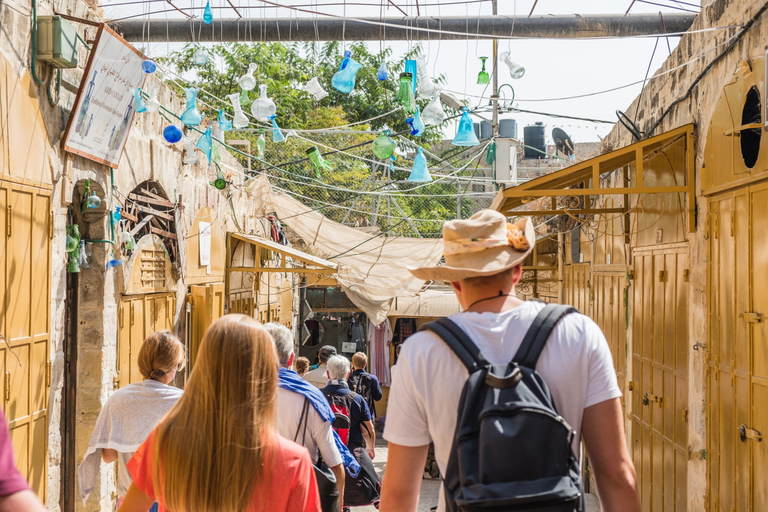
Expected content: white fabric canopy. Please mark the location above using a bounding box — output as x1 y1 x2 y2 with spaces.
248 176 445 324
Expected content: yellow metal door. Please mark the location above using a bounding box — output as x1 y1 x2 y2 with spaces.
709 186 768 511
593 272 627 406
0 183 51 500
563 263 591 314
188 283 225 369
631 246 688 512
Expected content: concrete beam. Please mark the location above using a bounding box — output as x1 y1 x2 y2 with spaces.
110 13 697 43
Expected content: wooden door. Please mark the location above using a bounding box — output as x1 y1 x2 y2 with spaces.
632 246 688 512
188 283 225 370
593 272 628 406
708 186 768 511
0 182 51 500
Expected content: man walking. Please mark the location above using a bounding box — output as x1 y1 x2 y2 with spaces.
322 356 376 461
379 210 639 512
348 352 383 419
265 323 358 512
305 345 337 388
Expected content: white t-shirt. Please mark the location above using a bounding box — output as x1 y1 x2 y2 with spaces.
276 388 343 468
304 364 329 389
383 301 621 512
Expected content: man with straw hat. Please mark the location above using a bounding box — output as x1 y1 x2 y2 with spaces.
379 210 639 512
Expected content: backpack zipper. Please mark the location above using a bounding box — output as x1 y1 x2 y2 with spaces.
477 405 574 434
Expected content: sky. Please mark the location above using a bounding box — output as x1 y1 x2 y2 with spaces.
100 0 697 145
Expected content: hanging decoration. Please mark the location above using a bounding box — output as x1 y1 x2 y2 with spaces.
121 231 137 251
193 48 210 65
180 88 203 127
163 125 183 143
409 147 432 182
404 59 417 95
269 115 285 143
196 127 214 166
81 179 100 213
407 107 426 137
238 63 257 91
302 77 328 101
499 51 525 79
251 84 277 122
452 107 480 146
77 241 89 270
203 0 213 24
421 92 447 126
214 109 232 140
183 137 199 165
212 142 221 164
377 60 388 81
331 50 362 94
256 129 266 160
306 146 331 177
66 224 81 273
142 60 157 73
396 73 417 114
239 89 252 107
144 85 160 113
227 93 249 129
416 55 436 98
211 175 228 190
389 154 397 172
106 252 122 269
477 57 490 84
113 206 122 223
372 130 395 159
133 88 147 113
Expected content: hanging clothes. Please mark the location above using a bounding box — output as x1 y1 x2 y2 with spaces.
348 316 366 352
392 318 417 364
367 320 392 386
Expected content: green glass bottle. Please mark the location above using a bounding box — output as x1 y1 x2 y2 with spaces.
372 131 395 159
257 129 266 160
306 146 331 177
477 56 490 84
396 73 417 114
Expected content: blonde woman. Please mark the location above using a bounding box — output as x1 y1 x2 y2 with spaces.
295 356 311 377
118 314 321 512
78 331 186 510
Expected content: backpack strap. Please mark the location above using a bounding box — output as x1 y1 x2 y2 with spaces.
513 304 577 368
420 317 490 373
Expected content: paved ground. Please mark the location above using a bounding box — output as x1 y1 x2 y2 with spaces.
354 432 601 512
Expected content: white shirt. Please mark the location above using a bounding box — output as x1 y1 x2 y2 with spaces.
304 364 329 389
383 301 621 512
276 388 343 468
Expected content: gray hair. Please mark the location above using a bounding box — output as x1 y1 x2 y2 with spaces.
326 355 350 380
263 322 294 367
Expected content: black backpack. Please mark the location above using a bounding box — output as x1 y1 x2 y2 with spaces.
348 371 375 414
421 304 584 512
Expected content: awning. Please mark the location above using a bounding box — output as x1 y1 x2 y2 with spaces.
490 124 695 232
227 232 338 275
390 288 461 318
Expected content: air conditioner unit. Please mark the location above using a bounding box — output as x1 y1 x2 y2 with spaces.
37 16 78 69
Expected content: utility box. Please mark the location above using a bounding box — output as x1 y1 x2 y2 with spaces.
494 137 520 185
37 16 78 69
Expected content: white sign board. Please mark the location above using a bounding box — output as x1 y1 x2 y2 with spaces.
199 222 211 266
62 24 146 168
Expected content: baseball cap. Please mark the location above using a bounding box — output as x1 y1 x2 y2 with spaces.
319 345 337 361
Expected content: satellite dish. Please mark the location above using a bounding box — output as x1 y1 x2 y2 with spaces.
552 128 575 157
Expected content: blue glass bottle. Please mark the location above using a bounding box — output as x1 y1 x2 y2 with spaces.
181 88 203 127
452 107 480 146
409 147 432 182
331 50 363 94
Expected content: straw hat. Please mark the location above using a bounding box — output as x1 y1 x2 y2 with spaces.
408 209 535 282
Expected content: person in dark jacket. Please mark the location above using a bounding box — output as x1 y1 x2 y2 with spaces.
347 352 383 419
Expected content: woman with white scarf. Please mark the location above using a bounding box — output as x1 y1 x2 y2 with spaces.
78 330 185 511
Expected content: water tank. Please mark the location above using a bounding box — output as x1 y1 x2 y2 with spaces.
499 119 517 139
480 121 492 139
473 123 481 139
523 122 546 159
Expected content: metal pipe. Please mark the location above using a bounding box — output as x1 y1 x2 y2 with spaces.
491 0 499 139
110 13 697 42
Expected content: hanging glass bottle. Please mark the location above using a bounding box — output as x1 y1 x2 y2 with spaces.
416 55 437 97
238 63 257 91
184 137 199 165
396 73 417 114
180 88 203 127
269 115 285 143
121 231 137 251
257 129 266 160
193 48 210 65
227 93 249 129
302 77 328 101
77 241 89 269
409 147 432 182
306 146 331 177
251 84 276 122
66 225 81 273
163 125 182 143
499 51 525 79
331 50 363 94
203 0 213 24
239 89 251 108
477 56 490 84
144 85 160 113
142 60 157 73
196 127 213 166
377 60 388 81
410 107 426 137
452 107 480 146
372 130 395 160
133 88 147 113
215 109 232 140
404 59 417 95
422 91 447 126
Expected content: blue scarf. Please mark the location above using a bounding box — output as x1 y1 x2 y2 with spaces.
278 368 361 477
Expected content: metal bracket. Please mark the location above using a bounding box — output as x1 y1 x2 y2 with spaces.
739 312 763 323
643 392 663 407
738 424 762 442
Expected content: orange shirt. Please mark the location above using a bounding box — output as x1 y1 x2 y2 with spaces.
127 430 321 512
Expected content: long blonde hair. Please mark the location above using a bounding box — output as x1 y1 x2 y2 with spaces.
152 314 277 512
